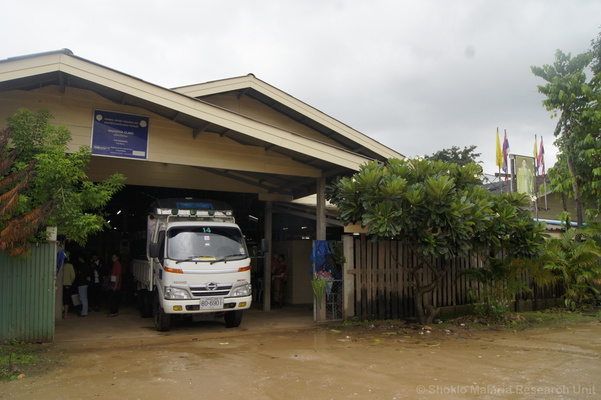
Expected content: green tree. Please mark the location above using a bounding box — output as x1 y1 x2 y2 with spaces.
327 158 545 325
532 48 601 225
424 145 481 166
535 227 601 310
591 30 601 76
0 109 126 256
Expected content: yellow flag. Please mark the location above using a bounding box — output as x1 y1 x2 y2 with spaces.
533 135 538 160
495 128 503 169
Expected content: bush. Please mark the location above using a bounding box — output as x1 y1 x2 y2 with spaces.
473 299 512 322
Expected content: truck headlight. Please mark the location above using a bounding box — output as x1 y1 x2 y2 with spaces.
230 283 251 297
164 287 191 300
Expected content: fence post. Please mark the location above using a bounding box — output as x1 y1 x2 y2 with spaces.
342 235 355 319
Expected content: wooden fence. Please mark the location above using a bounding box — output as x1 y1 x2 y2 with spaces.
351 235 561 321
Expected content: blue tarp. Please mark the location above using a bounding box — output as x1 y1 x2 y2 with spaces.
310 240 332 274
56 249 67 276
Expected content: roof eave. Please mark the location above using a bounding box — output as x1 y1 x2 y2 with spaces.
173 74 405 161
0 51 372 171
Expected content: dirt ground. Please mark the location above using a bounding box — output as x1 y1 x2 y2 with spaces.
1 305 600 400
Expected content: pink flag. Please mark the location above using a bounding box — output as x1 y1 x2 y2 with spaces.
502 130 510 180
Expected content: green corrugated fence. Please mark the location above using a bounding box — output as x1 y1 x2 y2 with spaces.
0 243 57 343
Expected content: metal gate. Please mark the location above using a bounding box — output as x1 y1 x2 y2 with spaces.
312 240 344 320
325 279 343 319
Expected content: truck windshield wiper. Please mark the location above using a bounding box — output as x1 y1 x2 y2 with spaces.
175 256 203 264
210 254 246 265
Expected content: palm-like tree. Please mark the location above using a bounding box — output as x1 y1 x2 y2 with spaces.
537 228 601 310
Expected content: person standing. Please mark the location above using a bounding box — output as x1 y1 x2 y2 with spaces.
74 254 92 317
62 258 76 319
271 254 287 307
89 253 103 311
106 253 123 317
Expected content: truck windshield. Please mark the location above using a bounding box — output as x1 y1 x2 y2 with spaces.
166 226 247 261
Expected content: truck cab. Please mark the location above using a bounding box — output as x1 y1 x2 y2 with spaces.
134 198 252 331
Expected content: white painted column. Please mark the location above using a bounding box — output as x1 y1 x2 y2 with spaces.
314 177 327 320
342 234 355 319
263 201 272 311
316 177 326 240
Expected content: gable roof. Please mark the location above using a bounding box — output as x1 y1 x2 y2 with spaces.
174 74 402 161
0 49 404 200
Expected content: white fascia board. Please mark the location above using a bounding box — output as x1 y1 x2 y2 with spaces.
40 55 370 171
175 75 404 161
174 75 254 97
0 53 64 80
249 77 404 160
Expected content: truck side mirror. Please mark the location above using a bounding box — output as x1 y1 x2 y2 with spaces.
251 238 269 258
149 242 159 258
150 231 165 259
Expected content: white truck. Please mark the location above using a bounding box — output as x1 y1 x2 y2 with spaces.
132 198 252 331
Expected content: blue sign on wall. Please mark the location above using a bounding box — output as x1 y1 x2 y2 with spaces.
91 110 149 159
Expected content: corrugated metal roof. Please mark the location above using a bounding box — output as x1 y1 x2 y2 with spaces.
0 49 403 200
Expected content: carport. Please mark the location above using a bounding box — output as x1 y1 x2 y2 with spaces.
0 49 403 333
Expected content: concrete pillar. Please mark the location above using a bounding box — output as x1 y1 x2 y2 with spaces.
342 235 355 319
314 178 327 321
263 201 273 311
316 177 326 240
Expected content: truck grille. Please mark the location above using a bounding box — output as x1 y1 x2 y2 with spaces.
189 283 232 297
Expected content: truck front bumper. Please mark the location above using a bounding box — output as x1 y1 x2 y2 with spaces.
161 295 252 314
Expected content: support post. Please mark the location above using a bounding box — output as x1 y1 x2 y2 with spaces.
314 179 327 321
316 177 326 241
263 201 272 311
342 234 355 319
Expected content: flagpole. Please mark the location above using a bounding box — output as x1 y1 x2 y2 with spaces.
541 136 548 210
542 179 548 211
534 135 539 221
495 127 503 193
499 166 502 193
502 130 510 189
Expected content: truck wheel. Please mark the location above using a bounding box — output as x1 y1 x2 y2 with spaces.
224 310 243 328
154 293 171 332
138 289 153 318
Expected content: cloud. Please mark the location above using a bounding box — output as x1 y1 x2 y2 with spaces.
1 0 600 175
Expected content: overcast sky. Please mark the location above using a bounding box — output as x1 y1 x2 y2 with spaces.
2 1 600 175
